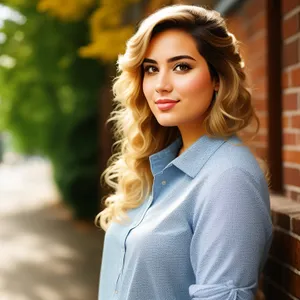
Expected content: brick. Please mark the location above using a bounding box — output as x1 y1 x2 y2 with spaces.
282 0 300 15
258 115 268 128
245 0 266 19
264 263 293 300
248 33 267 56
227 16 247 40
282 115 290 128
254 80 267 99
248 12 266 36
291 115 300 128
291 67 300 87
255 146 267 159
283 93 298 111
287 267 300 298
264 258 282 283
290 190 300 202
283 40 299 67
270 230 300 270
255 133 268 143
288 269 300 298
250 63 267 81
297 133 300 144
271 195 300 213
282 13 300 39
282 71 289 89
283 150 300 164
284 167 300 187
272 211 291 230
292 213 300 235
253 99 267 110
264 279 293 300
285 268 299 297
247 52 265 71
283 132 297 145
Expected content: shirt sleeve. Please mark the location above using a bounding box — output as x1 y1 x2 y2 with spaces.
189 167 273 300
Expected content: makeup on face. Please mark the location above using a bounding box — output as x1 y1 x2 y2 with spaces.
142 29 215 129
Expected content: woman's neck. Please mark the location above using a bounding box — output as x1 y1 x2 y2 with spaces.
177 123 207 156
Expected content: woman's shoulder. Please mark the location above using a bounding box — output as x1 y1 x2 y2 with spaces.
204 135 267 186
198 136 271 216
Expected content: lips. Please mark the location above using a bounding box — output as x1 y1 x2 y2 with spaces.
156 101 179 111
155 99 178 104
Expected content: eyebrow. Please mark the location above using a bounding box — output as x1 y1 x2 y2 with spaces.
142 55 196 64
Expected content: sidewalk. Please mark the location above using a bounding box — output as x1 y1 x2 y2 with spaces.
0 159 104 300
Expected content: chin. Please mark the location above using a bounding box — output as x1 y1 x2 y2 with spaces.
157 120 179 127
153 113 182 127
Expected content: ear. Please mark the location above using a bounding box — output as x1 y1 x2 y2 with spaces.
214 81 219 92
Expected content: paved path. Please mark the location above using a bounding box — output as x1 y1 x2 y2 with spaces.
0 160 104 300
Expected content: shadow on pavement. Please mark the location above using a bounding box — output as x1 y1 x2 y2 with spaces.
0 161 104 300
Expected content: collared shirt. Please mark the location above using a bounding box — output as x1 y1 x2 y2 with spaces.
98 134 273 300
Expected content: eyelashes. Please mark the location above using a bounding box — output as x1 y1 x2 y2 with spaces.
174 63 192 72
143 65 157 73
143 63 192 74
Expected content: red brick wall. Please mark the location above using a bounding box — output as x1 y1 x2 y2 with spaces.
281 0 300 202
265 196 300 300
226 0 269 159
223 0 300 299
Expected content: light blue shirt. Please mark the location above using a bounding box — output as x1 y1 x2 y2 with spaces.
98 134 273 300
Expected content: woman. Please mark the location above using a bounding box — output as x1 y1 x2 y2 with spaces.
96 4 273 300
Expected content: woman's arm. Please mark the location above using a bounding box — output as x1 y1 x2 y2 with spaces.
189 167 273 300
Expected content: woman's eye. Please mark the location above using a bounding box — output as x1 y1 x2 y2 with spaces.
144 66 157 73
174 63 191 72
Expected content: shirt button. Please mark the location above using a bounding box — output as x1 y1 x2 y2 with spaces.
161 180 167 185
115 290 118 294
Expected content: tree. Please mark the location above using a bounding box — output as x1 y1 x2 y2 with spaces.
0 1 105 220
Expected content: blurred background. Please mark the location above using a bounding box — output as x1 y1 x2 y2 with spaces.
0 0 299 299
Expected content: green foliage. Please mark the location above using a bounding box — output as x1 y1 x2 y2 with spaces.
53 111 100 220
0 3 106 219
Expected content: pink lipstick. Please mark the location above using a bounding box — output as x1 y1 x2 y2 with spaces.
156 102 178 110
155 99 179 111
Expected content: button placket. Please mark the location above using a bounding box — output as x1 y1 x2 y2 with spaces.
114 195 152 297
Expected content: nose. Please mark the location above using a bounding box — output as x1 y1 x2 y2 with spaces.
155 72 172 94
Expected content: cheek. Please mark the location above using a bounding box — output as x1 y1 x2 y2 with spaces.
176 72 213 96
142 79 151 102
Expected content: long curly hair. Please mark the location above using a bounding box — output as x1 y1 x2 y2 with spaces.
95 4 260 231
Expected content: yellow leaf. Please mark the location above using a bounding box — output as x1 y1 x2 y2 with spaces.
79 26 134 61
37 0 96 21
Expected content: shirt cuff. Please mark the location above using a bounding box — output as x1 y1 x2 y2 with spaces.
189 280 257 300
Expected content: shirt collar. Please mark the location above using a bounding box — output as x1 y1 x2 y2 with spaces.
149 134 232 178
149 137 182 176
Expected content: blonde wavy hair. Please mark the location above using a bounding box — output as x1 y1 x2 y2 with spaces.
95 4 261 231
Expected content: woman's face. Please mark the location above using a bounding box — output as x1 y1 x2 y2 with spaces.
142 29 217 128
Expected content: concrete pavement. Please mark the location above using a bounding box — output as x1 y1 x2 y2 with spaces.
0 160 104 300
